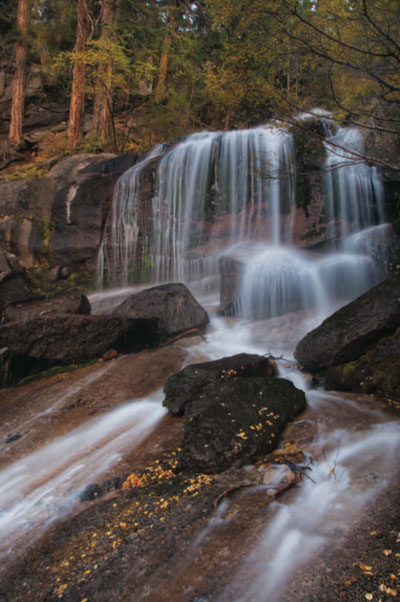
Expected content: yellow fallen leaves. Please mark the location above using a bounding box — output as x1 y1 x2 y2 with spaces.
236 430 248 440
122 472 148 490
365 594 373 600
183 473 213 495
384 549 393 556
54 583 68 597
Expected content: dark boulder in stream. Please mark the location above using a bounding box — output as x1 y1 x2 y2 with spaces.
112 282 209 340
163 354 306 473
295 273 400 397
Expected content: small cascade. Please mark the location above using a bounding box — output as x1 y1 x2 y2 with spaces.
343 223 398 276
236 247 329 320
324 127 385 241
97 144 165 288
232 245 378 320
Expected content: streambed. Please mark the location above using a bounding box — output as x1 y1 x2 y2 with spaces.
1 290 399 601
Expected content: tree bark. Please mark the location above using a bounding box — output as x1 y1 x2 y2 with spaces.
67 0 92 148
8 0 30 148
93 0 119 142
154 2 179 105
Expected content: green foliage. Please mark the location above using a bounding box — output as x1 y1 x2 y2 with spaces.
17 359 98 387
2 0 399 167
4 165 49 180
36 219 55 255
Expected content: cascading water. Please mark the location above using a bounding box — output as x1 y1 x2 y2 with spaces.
98 126 296 287
98 116 387 323
233 123 386 319
324 126 385 241
97 144 165 288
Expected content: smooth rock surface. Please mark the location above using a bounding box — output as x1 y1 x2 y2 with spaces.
164 353 278 416
294 273 400 371
3 289 91 322
0 314 159 385
112 282 209 339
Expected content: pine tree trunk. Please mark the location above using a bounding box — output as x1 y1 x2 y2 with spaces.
67 0 92 148
8 0 29 148
154 2 178 105
93 0 119 142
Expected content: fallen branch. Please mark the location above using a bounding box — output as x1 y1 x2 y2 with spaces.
166 328 207 345
214 463 310 508
213 481 253 508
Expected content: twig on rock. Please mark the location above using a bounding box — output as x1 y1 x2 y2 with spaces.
166 328 207 345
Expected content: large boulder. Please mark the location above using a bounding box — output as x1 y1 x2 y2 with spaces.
163 354 306 473
112 283 209 340
294 273 400 397
3 289 91 322
0 313 158 386
317 328 400 398
295 273 400 371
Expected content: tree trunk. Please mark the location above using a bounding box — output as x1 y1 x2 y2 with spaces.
154 3 178 105
93 0 119 142
8 0 29 148
67 0 92 148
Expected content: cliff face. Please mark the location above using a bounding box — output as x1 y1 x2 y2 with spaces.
0 152 137 291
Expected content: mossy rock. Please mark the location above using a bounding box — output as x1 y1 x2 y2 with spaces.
319 327 400 398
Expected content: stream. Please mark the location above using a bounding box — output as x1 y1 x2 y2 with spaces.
0 288 399 601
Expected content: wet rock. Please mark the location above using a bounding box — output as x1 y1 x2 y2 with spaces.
179 376 306 473
219 255 245 315
113 283 209 340
0 314 159 386
163 353 278 416
295 273 400 371
319 327 400 398
3 433 23 444
0 272 43 315
3 289 91 322
79 476 126 502
0 153 138 282
102 348 118 361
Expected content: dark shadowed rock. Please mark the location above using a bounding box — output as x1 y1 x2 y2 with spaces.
180 376 306 473
0 273 43 314
164 353 278 416
295 273 400 371
318 327 400 398
0 314 159 386
3 289 91 322
113 283 209 339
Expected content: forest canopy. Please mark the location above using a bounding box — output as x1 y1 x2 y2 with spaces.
0 0 399 169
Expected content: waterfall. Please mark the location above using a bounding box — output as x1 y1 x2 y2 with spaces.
324 127 385 241
98 116 388 321
97 144 165 288
98 127 296 286
233 126 386 319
